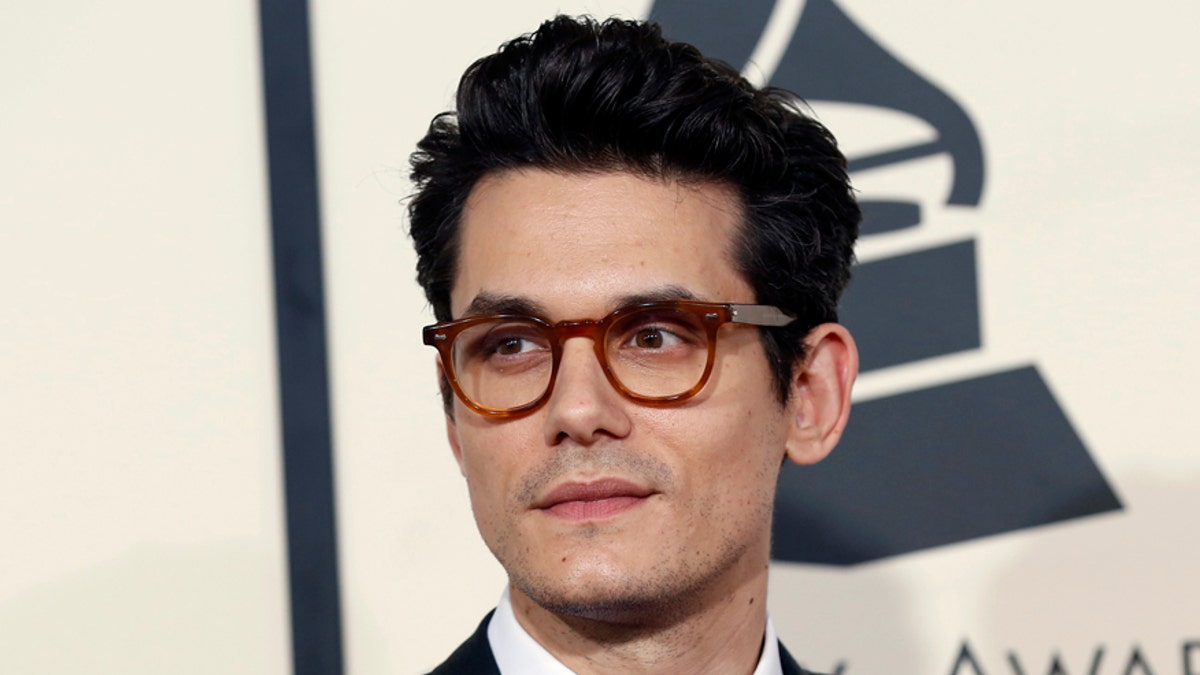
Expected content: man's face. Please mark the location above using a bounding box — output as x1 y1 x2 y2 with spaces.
445 168 796 619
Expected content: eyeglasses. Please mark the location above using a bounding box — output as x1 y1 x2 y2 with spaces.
422 300 795 418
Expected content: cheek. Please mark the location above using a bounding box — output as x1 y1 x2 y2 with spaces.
643 403 783 508
456 427 522 522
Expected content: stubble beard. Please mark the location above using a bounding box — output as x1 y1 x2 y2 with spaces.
499 487 775 630
480 439 778 629
508 531 754 629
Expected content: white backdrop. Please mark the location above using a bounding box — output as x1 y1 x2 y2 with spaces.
1 1 290 673
4 1 1198 673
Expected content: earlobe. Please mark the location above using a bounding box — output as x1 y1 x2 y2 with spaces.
784 323 858 466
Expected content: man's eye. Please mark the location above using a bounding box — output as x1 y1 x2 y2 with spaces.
630 327 684 349
494 336 538 355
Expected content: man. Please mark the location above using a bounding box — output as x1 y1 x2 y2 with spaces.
409 15 859 675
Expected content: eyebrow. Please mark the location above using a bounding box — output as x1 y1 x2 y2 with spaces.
459 285 701 321
615 285 699 307
461 292 548 318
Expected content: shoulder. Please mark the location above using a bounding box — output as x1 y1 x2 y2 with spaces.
426 612 500 675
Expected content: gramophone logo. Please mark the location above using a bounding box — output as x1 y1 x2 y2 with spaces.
650 0 1122 564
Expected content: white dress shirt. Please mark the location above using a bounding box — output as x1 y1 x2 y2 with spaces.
487 587 784 675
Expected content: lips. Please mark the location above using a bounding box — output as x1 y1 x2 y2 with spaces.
535 478 653 521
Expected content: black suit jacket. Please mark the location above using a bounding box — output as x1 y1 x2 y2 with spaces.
428 612 823 675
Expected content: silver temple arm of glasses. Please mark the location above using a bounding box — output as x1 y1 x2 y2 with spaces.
728 304 795 327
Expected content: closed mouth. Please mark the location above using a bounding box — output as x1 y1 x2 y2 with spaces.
535 478 654 520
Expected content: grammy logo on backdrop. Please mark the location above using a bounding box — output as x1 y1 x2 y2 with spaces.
649 0 1121 564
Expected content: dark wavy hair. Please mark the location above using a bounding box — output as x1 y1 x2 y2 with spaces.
409 15 859 402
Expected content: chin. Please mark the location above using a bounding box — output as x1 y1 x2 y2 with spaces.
511 558 711 624
521 580 677 623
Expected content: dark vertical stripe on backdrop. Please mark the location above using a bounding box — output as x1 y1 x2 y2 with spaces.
257 0 344 673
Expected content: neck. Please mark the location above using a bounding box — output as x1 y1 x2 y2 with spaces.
508 563 770 675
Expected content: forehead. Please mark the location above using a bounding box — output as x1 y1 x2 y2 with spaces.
451 169 751 318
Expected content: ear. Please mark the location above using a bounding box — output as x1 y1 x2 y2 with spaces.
784 323 858 465
437 358 468 477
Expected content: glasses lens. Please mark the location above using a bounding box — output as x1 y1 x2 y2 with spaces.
451 318 553 411
605 306 711 399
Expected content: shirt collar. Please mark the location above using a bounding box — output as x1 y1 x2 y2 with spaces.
487 587 784 675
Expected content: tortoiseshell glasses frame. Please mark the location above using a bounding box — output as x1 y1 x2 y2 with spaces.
422 300 795 419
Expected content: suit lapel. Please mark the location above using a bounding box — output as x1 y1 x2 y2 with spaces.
779 639 821 675
427 611 500 675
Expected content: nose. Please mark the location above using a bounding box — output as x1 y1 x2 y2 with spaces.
541 337 632 446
